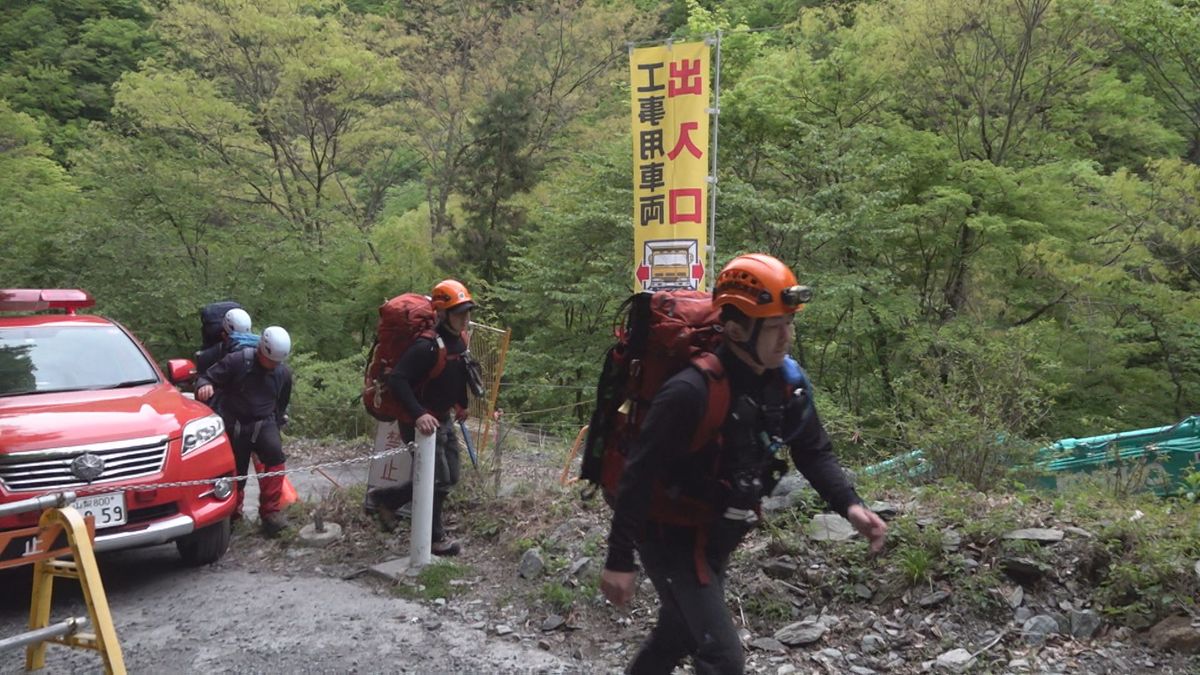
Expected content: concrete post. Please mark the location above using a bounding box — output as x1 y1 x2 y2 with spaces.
408 429 436 569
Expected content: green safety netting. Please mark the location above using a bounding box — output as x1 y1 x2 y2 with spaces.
861 416 1200 495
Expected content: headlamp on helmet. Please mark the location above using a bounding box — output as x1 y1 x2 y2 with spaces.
780 285 812 308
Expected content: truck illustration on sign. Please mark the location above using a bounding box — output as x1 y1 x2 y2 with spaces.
637 239 704 291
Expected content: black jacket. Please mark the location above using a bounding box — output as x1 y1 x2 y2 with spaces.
605 345 862 572
195 339 232 376
197 347 292 425
385 322 468 420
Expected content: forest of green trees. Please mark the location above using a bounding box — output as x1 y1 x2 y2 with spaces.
3 0 1199 485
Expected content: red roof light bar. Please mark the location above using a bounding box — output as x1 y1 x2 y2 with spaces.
0 289 95 315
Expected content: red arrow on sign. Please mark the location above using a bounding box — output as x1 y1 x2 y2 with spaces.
636 264 651 283
691 261 705 281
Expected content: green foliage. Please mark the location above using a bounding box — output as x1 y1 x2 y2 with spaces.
287 350 373 439
493 137 634 427
0 101 79 284
0 0 159 157
893 325 1058 490
1093 512 1200 628
1181 470 1200 503
4 0 1200 464
538 581 577 614
739 590 793 627
393 560 471 601
896 545 935 588
885 516 945 588
452 87 539 283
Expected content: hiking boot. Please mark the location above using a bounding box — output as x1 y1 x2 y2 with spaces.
260 511 291 537
374 507 398 533
366 488 399 532
431 540 461 557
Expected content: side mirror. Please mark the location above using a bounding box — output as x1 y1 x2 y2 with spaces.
166 359 198 385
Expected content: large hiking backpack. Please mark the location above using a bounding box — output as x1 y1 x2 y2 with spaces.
579 290 731 524
199 300 243 349
362 293 443 422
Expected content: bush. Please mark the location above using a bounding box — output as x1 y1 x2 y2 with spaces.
893 326 1059 491
287 349 373 439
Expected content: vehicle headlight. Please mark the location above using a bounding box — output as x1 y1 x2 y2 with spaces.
181 415 225 455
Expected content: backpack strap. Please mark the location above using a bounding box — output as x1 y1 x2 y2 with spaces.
688 352 730 452
644 353 731 530
426 334 448 381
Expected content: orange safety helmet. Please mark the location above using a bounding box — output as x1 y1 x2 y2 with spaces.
431 279 476 313
713 254 811 318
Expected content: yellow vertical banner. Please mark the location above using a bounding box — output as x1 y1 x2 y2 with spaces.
630 41 710 292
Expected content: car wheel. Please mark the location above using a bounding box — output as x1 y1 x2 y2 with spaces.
176 517 231 566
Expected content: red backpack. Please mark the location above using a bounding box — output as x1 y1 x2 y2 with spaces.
580 290 731 526
362 294 444 422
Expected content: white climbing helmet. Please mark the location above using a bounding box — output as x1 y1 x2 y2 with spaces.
259 326 292 363
222 308 252 334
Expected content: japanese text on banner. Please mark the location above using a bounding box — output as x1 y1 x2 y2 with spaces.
630 41 710 292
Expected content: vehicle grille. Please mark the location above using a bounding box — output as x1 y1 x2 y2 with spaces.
0 436 169 493
128 503 178 524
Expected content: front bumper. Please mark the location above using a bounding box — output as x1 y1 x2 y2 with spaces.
93 513 195 553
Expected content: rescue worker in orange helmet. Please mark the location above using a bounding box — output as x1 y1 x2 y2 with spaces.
601 254 887 674
366 280 476 556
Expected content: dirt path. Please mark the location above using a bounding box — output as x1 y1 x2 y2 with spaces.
0 535 576 674
0 447 580 674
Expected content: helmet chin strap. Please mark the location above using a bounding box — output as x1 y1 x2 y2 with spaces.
733 318 766 367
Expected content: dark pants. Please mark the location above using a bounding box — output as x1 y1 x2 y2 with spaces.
227 418 287 517
628 520 753 675
371 418 462 543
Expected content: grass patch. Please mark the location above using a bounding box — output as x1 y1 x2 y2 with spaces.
740 590 794 628
538 581 577 614
392 560 472 601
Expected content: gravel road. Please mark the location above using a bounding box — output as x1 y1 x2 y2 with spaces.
0 463 577 674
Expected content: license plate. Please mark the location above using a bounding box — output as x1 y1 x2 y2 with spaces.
74 493 127 529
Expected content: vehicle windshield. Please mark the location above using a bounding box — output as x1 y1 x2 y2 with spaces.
0 325 159 397
653 253 688 266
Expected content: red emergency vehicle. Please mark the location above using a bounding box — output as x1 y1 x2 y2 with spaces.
0 289 237 565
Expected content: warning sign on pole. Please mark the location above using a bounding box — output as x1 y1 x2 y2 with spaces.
630 41 711 292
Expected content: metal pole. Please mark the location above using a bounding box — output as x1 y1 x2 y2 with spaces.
409 430 436 570
707 30 723 289
0 617 88 653
0 492 75 519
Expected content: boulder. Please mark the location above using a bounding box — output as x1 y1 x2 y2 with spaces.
917 590 951 608
869 501 899 518
999 556 1050 585
1147 615 1200 654
861 633 886 654
1003 528 1064 543
1070 609 1103 639
518 547 545 579
749 637 787 653
935 648 974 672
775 621 827 647
568 557 591 578
762 558 799 579
771 472 811 498
808 514 857 542
1022 614 1061 644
